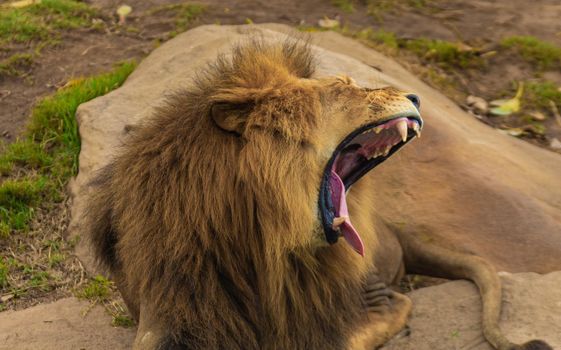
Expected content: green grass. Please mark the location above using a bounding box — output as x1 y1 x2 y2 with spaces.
28 61 136 174
0 0 97 44
0 140 52 175
525 81 561 111
77 275 112 300
332 0 355 13
403 38 481 69
501 36 561 70
352 28 480 69
0 260 8 288
48 253 66 267
355 28 399 50
0 53 34 77
29 270 51 290
0 61 136 237
112 315 135 327
0 177 47 237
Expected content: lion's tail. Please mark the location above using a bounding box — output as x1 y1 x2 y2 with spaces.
394 230 552 350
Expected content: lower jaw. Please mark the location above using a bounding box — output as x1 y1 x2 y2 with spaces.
318 115 423 254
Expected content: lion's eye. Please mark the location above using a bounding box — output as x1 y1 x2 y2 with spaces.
336 76 357 86
336 76 349 84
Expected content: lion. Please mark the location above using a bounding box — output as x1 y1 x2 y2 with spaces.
84 39 552 350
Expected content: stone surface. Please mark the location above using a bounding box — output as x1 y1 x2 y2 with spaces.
0 297 136 350
70 24 561 274
382 272 561 350
2 274 559 349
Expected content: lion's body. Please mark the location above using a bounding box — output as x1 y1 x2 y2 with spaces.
85 40 551 350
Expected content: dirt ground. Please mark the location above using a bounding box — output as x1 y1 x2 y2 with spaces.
1 0 561 145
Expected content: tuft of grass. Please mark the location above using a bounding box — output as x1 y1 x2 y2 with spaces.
77 275 112 300
404 38 481 69
352 28 480 70
355 28 399 50
501 36 561 70
525 81 561 111
48 253 66 267
29 270 51 290
112 314 135 327
0 9 43 43
332 0 355 13
0 140 52 175
0 61 136 237
0 53 34 77
0 260 8 288
0 177 47 235
0 0 97 44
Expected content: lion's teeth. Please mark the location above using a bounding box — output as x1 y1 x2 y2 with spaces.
413 122 421 138
374 126 383 134
384 145 391 156
396 120 408 142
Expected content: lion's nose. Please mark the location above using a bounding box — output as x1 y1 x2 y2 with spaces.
406 94 420 109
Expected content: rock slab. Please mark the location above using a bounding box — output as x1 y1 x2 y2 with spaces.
382 272 561 349
1 273 559 349
0 298 135 350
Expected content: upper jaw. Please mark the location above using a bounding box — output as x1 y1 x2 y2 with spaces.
318 109 423 250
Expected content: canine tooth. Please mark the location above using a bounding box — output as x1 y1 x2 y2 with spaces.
413 122 421 138
374 126 383 134
396 120 408 142
412 122 419 130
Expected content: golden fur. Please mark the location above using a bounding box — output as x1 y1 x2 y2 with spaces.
85 39 552 350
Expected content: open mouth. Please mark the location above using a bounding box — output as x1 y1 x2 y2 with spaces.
319 113 423 256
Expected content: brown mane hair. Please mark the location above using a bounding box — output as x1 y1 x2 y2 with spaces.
87 39 368 349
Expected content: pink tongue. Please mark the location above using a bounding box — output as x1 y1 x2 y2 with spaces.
329 171 365 256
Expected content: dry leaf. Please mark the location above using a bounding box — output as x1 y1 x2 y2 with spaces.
8 0 40 8
529 111 546 121
318 17 340 29
466 95 488 114
490 82 524 116
498 128 524 137
59 78 83 90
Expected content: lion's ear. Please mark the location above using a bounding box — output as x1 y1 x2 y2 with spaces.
211 102 253 135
